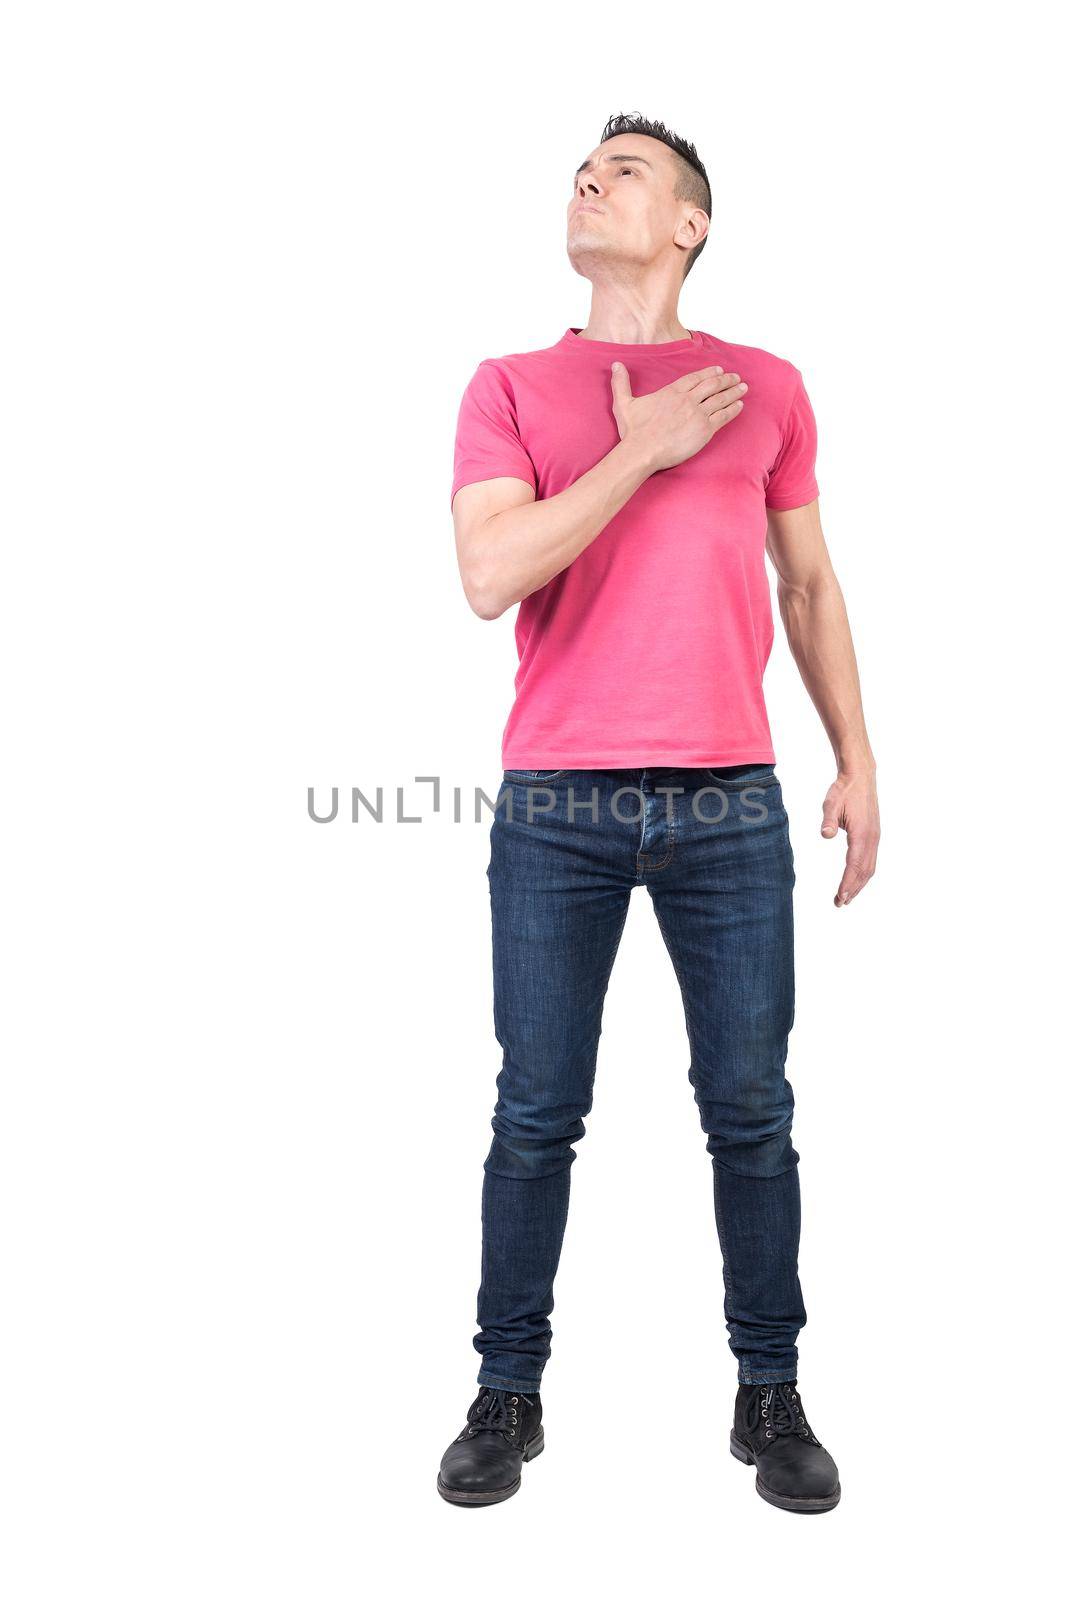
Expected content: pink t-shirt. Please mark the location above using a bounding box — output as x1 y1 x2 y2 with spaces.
451 327 819 769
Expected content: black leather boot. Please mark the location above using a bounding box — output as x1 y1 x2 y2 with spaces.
437 1387 544 1505
731 1382 841 1513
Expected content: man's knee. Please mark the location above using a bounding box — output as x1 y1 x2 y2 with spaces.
485 1103 589 1180
700 1092 798 1179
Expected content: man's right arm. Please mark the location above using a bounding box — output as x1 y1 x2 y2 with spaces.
452 439 652 620
452 362 747 620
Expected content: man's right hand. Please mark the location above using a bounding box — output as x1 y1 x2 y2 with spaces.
610 362 747 472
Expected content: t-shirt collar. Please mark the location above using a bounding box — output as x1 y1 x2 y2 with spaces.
560 327 702 356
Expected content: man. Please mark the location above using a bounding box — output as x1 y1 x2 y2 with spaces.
438 111 879 1514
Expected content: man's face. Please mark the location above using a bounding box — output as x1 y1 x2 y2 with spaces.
567 133 702 280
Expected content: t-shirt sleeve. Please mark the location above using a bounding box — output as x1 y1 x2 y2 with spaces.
451 360 537 507
765 370 819 510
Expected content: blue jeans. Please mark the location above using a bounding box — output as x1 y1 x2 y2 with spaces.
474 765 805 1392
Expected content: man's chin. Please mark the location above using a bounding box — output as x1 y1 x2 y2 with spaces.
566 240 617 278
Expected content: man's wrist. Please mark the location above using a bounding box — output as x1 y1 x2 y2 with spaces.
613 434 657 481
836 749 877 779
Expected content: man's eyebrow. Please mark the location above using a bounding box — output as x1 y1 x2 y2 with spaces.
573 153 653 177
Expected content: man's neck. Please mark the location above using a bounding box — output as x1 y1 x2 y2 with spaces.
576 286 690 346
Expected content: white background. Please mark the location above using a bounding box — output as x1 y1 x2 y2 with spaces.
2 2 1064 1594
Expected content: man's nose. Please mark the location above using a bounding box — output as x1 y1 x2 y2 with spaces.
578 176 603 198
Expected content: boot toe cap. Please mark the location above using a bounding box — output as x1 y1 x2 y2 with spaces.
439 1438 520 1494
760 1442 839 1500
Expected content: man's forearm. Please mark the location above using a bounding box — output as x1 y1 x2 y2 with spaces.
777 571 875 774
469 439 654 618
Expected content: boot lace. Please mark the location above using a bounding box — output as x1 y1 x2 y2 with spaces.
462 1388 525 1441
745 1383 821 1448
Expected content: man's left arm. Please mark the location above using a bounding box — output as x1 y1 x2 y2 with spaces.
765 499 880 907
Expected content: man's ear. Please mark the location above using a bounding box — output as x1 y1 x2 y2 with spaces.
678 207 709 251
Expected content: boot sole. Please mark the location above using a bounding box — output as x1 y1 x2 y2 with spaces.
730 1430 841 1514
437 1427 545 1506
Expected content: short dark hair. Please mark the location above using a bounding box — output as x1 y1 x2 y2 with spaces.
597 111 711 279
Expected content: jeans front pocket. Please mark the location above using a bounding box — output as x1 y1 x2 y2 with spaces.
702 763 778 791
502 769 572 784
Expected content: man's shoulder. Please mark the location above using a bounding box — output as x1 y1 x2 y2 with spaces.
698 330 804 388
469 339 566 380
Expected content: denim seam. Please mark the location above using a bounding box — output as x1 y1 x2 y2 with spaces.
712 1162 738 1349
606 905 629 971
636 784 677 874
